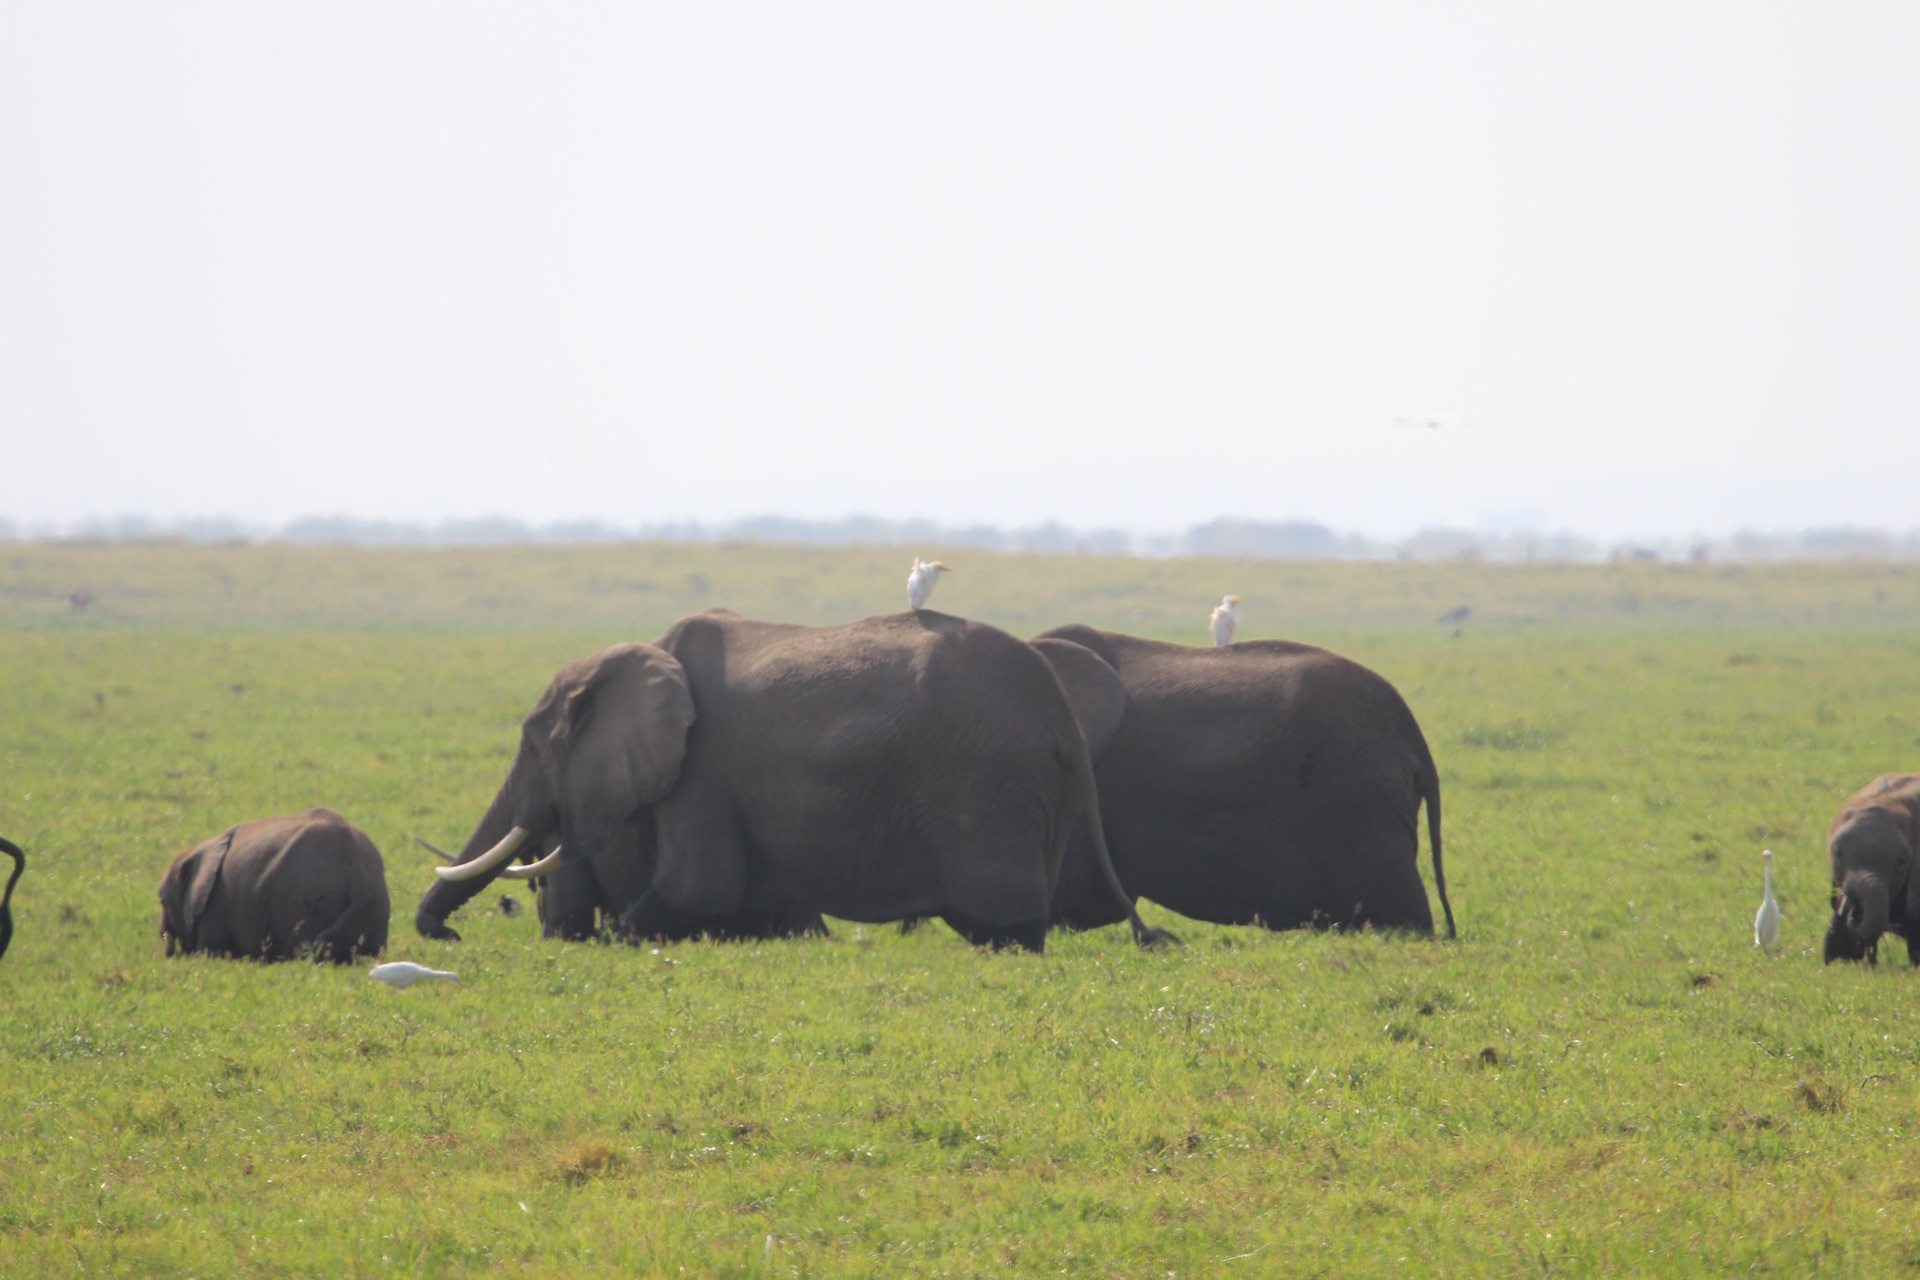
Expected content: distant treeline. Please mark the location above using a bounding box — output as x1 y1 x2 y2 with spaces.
5 513 1920 563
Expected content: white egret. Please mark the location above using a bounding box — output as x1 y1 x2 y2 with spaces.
907 558 952 611
369 961 460 989
1209 595 1240 647
1754 848 1781 950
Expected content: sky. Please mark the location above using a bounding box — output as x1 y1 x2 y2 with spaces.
3 2 1916 541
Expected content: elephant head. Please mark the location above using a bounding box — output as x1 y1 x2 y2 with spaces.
1823 780 1920 965
159 827 234 956
415 643 696 940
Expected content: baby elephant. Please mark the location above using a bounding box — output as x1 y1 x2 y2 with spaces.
160 808 390 962
1824 775 1920 965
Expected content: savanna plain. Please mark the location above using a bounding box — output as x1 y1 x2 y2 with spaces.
4 542 1920 1277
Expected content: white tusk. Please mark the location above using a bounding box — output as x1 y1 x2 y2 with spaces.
434 826 529 882
498 846 564 880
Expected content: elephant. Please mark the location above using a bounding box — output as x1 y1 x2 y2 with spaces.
0 836 22 960
415 609 1170 952
420 804 828 943
159 808 391 962
1823 774 1920 965
522 822 826 943
1029 625 1454 936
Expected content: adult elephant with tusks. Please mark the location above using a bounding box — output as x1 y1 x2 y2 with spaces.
1824 774 1920 965
1030 625 1454 937
416 609 1174 952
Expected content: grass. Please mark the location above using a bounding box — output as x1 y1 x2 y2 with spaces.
5 543 1920 1275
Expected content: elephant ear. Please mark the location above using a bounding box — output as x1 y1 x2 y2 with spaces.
549 643 696 845
163 828 234 949
1031 637 1130 760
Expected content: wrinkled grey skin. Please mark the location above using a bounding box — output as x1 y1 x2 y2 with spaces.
535 821 826 943
1824 774 1920 965
1031 626 1453 937
160 808 390 962
417 610 1168 952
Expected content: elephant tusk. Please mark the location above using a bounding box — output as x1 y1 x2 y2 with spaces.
434 826 529 882
498 846 564 880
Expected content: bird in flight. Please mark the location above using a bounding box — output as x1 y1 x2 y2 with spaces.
1393 414 1468 431
1209 595 1240 647
907 558 952 611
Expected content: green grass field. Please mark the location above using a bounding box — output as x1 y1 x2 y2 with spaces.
5 543 1920 1275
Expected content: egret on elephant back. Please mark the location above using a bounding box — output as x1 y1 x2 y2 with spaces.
906 558 951 611
1208 595 1239 647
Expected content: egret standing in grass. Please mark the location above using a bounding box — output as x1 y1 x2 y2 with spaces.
1209 595 1240 647
1755 848 1781 950
369 961 459 989
907 558 952 611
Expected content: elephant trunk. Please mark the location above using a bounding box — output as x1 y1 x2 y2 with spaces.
1825 870 1890 965
415 756 544 941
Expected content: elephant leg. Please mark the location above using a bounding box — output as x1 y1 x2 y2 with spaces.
616 891 706 944
940 910 1047 953
761 909 830 939
1907 933 1920 968
307 899 367 964
540 861 602 942
698 908 827 941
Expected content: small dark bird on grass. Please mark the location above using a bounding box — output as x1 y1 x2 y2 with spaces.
499 895 523 917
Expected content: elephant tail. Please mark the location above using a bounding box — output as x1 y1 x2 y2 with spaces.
308 897 370 964
1067 727 1178 950
312 849 390 963
1422 757 1456 939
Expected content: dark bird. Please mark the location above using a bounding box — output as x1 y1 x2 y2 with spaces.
499 895 523 917
0 837 24 960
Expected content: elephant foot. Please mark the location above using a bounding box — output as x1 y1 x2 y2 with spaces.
1132 922 1180 949
941 911 1047 953
616 892 704 945
761 910 830 940
415 909 461 942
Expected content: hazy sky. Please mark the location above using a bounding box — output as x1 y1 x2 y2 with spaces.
4 2 1915 539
